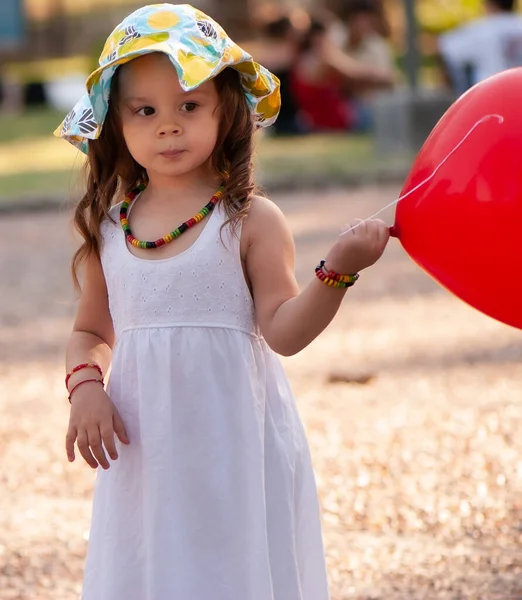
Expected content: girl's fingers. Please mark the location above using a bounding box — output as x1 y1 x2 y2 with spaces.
374 220 390 245
340 223 353 236
113 409 130 445
341 219 364 237
374 222 385 244
100 425 119 461
366 219 388 244
77 430 99 469
87 427 110 470
373 220 383 242
352 218 365 235
65 426 77 462
380 224 391 246
364 219 375 236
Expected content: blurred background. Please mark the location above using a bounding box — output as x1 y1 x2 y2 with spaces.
2 2 522 599
0 0 515 204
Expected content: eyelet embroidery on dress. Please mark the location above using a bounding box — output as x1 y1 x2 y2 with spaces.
99 203 256 336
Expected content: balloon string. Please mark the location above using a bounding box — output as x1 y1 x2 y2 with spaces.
341 113 504 236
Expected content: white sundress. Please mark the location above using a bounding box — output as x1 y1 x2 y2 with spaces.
82 199 330 600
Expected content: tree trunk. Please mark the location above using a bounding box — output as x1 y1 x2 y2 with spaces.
46 0 68 56
403 0 420 91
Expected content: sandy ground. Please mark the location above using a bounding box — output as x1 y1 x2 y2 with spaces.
1 185 522 599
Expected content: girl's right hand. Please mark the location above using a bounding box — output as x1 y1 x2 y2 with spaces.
325 218 390 276
66 382 130 470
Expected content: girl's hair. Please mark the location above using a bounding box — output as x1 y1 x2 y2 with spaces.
71 65 256 288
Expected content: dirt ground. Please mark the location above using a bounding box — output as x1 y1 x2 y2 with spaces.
1 185 522 600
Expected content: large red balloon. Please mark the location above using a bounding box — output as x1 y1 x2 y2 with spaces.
392 68 522 330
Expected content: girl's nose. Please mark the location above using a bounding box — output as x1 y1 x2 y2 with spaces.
157 123 182 137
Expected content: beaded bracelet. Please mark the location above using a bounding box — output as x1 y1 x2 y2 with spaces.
68 378 104 403
315 260 359 288
65 362 103 389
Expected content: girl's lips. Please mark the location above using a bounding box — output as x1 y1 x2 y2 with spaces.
160 149 185 158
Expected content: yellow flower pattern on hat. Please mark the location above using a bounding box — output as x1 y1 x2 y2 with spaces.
147 10 180 29
55 3 280 154
190 34 213 49
223 44 244 65
177 49 219 87
125 31 170 53
257 89 280 120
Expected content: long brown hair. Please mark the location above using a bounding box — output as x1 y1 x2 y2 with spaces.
71 64 257 288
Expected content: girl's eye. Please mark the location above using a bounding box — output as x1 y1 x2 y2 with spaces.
181 102 198 113
136 107 155 116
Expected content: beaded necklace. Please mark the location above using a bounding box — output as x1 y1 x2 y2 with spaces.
120 183 225 249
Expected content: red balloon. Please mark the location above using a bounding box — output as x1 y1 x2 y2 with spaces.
392 68 522 330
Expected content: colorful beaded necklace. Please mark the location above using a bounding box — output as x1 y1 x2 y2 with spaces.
120 182 225 249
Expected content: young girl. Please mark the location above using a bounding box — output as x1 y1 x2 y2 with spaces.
57 4 389 599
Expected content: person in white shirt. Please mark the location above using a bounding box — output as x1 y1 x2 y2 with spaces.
338 0 396 131
439 0 522 94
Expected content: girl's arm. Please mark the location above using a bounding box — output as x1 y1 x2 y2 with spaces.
65 255 129 470
66 255 114 389
243 196 389 356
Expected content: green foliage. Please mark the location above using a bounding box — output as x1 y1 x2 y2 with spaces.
0 108 65 143
0 108 413 202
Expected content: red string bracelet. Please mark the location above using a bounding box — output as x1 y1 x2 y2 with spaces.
68 378 104 403
65 362 103 389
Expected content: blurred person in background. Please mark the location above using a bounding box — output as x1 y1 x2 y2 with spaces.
340 0 395 131
291 15 394 133
342 0 393 73
251 9 307 135
439 0 522 95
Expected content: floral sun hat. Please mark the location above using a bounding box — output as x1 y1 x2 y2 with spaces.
54 3 281 154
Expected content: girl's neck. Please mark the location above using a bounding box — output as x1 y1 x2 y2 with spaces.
144 171 222 205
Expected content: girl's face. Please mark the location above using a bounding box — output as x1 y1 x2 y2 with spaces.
118 53 220 183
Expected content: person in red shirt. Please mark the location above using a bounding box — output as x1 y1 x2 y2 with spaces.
291 16 394 132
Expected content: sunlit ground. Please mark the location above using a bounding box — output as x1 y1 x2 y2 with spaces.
1 185 521 599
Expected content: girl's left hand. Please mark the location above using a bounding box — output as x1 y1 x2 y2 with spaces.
324 218 390 275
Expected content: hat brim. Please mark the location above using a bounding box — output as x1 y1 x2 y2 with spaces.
55 42 280 154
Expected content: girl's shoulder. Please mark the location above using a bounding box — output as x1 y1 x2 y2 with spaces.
245 195 288 231
241 194 293 257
